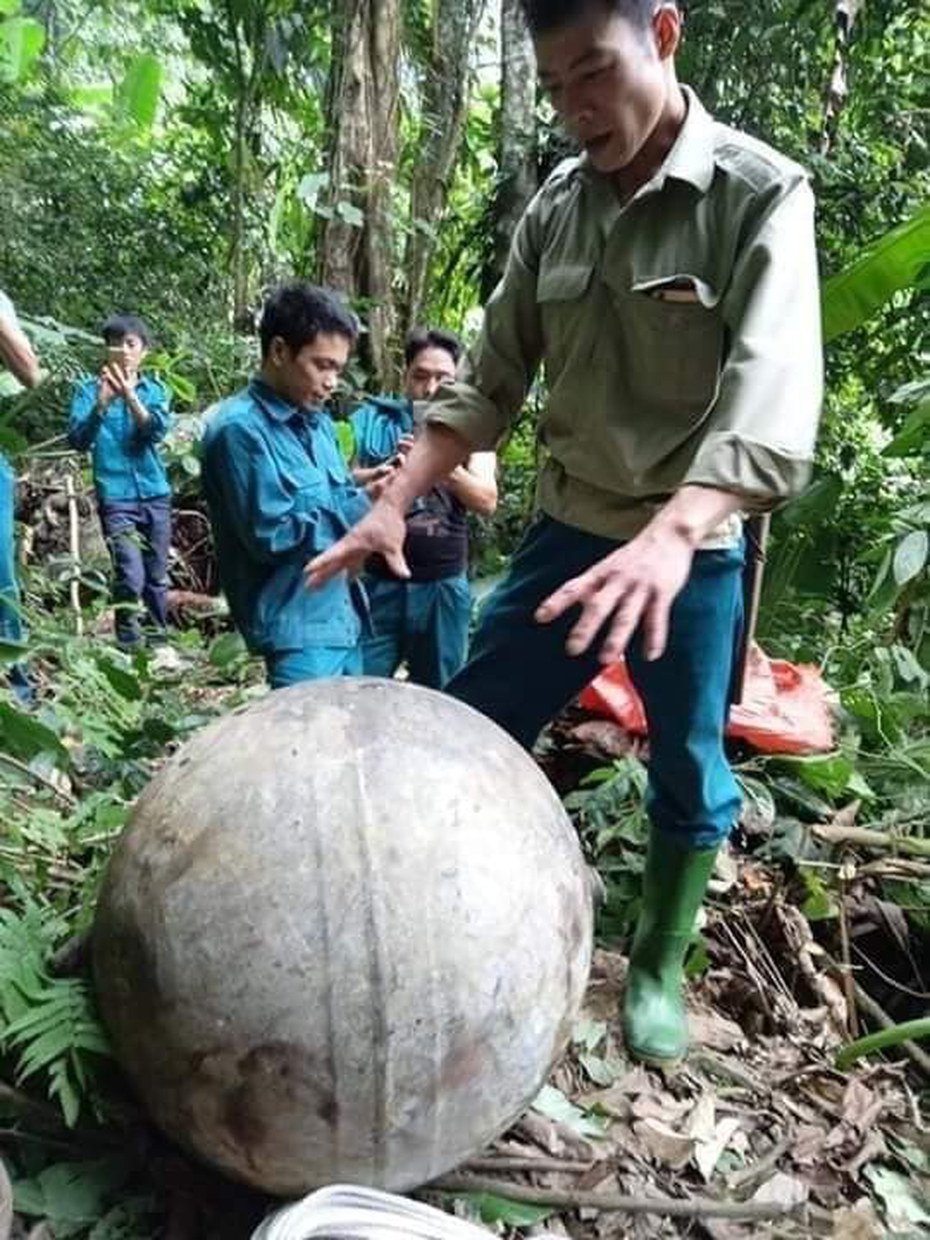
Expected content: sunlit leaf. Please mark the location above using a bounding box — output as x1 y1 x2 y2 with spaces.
892 530 928 586
822 205 930 341
116 52 163 128
0 15 44 83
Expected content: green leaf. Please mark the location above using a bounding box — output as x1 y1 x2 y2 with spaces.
572 1018 607 1052
777 474 843 529
883 398 930 458
532 1083 608 1138
455 1192 553 1226
95 655 142 702
69 82 114 111
863 1164 930 1230
822 205 930 342
0 637 28 665
0 702 69 767
578 1051 623 1085
13 1157 133 1226
0 15 45 82
892 530 928 586
0 0 22 16
208 631 247 669
116 52 163 128
799 870 838 921
88 1198 159 1240
775 752 873 801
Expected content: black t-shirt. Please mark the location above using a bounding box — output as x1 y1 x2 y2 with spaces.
369 485 468 582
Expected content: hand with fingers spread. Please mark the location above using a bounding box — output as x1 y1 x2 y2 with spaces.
536 523 695 664
305 499 410 590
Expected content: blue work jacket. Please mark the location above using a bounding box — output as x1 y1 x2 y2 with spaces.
202 379 370 654
68 375 172 501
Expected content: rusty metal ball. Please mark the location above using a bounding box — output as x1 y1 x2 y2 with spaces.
93 679 593 1195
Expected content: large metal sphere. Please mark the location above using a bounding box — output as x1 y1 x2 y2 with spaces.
93 679 593 1195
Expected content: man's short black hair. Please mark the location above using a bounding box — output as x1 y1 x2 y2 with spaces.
101 313 151 347
519 0 662 34
259 282 359 360
404 326 463 370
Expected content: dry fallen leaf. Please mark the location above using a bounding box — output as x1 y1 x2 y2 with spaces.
570 720 638 758
841 1078 885 1135
688 1008 746 1053
831 1199 884 1240
632 1118 695 1169
751 1171 810 1209
684 1094 743 1183
791 1122 830 1165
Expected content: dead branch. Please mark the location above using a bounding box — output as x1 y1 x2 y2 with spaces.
429 1174 804 1221
812 824 930 858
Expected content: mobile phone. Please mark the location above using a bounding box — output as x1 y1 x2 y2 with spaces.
106 346 127 370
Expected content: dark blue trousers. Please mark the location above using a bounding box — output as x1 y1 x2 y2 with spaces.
99 496 171 647
446 515 745 848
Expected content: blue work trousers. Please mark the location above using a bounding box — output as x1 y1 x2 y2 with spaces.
265 645 363 690
362 573 471 690
447 515 745 848
99 496 171 648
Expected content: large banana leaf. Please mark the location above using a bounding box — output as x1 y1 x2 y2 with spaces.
822 204 930 342
0 14 45 83
115 52 163 129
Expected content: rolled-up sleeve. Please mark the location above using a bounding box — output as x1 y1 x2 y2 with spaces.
137 379 172 443
67 379 103 451
208 424 324 563
683 179 823 508
426 203 546 451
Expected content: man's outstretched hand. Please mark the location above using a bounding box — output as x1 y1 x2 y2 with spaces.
536 525 695 663
535 486 745 663
305 501 410 589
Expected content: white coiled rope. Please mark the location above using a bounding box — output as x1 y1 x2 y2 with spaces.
251 1184 553 1240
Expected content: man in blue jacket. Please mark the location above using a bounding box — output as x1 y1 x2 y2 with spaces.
202 283 370 689
68 314 172 648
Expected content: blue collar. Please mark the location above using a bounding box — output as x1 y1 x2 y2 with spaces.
249 377 323 425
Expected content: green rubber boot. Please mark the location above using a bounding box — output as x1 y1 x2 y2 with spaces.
622 832 720 1066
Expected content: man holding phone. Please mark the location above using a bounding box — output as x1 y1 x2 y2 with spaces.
68 314 173 648
350 327 497 689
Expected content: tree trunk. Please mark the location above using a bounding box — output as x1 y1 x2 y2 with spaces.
491 0 538 291
226 3 268 328
402 0 488 334
319 0 402 387
821 0 865 155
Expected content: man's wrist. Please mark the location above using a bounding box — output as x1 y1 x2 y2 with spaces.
649 485 743 549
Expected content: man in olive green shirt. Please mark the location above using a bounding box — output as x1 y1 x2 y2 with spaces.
309 0 823 1067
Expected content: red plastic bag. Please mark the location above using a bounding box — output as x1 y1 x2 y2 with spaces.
579 644 836 755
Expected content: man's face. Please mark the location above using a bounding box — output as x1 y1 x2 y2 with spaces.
268 332 351 409
108 332 147 375
536 4 677 176
404 345 457 402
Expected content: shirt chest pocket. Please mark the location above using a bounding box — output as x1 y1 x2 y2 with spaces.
611 273 724 421
536 262 597 374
